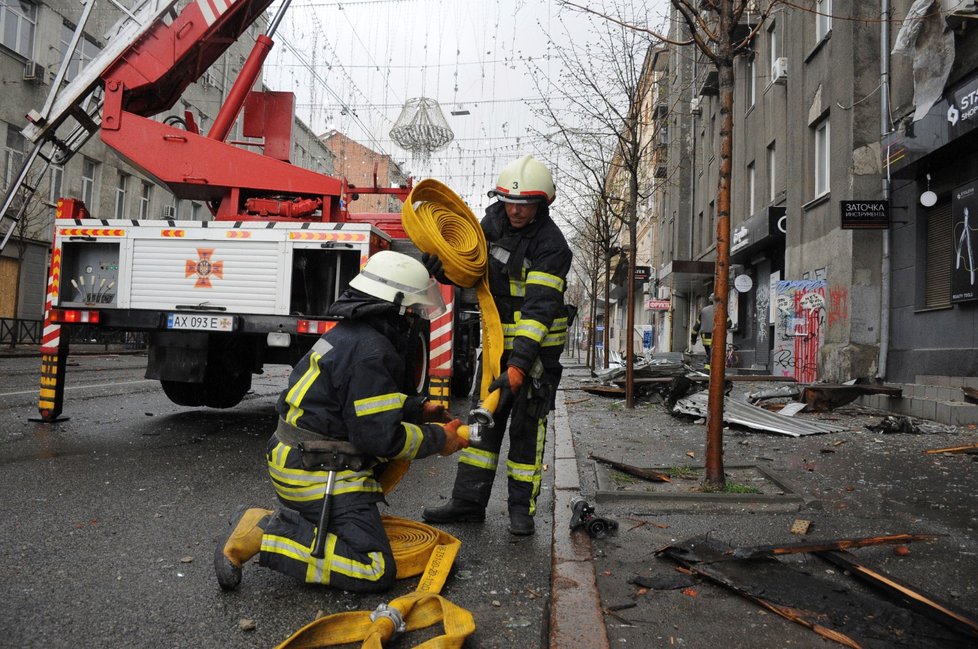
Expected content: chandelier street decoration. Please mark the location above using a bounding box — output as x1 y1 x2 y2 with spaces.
389 97 454 160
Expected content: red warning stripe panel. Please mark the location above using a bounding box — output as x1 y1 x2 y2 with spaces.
161 229 185 237
225 230 252 238
429 284 454 375
58 228 126 237
288 232 367 241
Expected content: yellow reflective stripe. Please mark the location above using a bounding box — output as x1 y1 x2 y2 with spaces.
503 338 514 350
550 316 568 331
394 422 423 460
542 330 568 347
262 534 314 564
330 549 387 581
506 459 537 483
515 318 547 343
284 350 323 426
526 271 565 292
529 419 546 515
354 392 406 417
502 323 519 336
509 278 525 297
458 447 498 470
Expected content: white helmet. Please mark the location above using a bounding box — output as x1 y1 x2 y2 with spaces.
487 155 556 205
348 250 448 320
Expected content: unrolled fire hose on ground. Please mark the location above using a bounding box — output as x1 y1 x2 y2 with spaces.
278 180 495 648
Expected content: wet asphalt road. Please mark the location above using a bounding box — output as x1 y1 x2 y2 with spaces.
0 353 553 648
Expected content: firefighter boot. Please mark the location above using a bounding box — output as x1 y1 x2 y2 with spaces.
508 508 535 536
214 506 273 591
422 499 486 523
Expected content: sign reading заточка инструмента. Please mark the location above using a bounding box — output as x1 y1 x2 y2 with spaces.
840 200 889 229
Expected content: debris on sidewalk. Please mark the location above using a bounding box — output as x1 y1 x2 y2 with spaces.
569 497 619 539
672 390 848 436
628 572 697 591
589 454 671 482
800 382 902 412
789 519 811 535
724 532 942 561
746 385 801 404
659 535 978 648
963 387 978 404
924 442 978 455
867 415 960 435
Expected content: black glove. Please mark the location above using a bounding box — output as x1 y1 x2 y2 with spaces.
421 252 449 284
690 333 698 345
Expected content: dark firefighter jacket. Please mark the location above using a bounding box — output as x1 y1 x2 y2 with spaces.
273 292 446 511
482 201 572 375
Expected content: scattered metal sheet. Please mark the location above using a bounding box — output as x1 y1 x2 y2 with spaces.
672 390 848 436
867 415 960 435
747 385 801 404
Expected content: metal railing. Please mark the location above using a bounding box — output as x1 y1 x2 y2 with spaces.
0 318 146 350
0 318 41 345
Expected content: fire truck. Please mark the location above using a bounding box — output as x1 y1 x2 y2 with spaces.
0 0 478 419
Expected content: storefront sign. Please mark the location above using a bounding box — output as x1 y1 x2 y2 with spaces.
633 265 650 281
646 299 671 310
951 180 977 303
840 200 889 229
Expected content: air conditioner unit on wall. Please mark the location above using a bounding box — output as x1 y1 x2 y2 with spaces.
772 57 788 84
690 97 702 116
23 60 44 84
161 205 177 219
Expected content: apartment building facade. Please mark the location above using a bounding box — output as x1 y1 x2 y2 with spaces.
320 130 408 214
637 0 978 383
0 0 335 321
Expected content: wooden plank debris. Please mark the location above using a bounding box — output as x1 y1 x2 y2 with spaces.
801 384 902 411
817 550 978 640
590 454 671 482
924 442 978 455
726 533 942 561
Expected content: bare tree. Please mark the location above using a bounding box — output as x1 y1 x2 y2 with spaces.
562 0 778 486
531 2 660 405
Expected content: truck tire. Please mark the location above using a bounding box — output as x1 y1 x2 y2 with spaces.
160 380 206 407
202 370 252 409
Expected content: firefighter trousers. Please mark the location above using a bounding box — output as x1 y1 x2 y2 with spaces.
259 438 396 593
451 378 550 516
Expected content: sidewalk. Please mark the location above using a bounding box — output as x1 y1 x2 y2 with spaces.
0 343 142 358
551 360 978 648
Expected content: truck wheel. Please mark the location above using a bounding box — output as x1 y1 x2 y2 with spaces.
202 370 252 409
160 380 206 407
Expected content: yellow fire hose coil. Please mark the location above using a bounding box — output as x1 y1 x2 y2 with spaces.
276 516 474 649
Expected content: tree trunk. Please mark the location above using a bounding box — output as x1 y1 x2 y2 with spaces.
704 10 736 488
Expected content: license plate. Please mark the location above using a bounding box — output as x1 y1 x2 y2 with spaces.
166 313 235 332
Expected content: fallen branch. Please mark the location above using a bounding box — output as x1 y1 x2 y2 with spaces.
590 454 671 482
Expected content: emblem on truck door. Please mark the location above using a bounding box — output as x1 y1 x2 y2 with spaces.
185 248 224 288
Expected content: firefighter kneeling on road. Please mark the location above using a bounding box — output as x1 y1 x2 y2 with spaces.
214 250 468 593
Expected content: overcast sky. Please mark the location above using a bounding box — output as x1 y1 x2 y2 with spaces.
265 0 670 216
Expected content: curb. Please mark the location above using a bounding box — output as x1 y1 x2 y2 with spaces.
549 394 610 649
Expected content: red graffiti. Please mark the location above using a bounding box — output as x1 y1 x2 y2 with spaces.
828 286 849 327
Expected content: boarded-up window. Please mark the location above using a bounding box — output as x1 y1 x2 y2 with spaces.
924 200 952 309
0 257 19 317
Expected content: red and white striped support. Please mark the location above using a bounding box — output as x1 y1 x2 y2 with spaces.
37 247 69 422
427 284 455 407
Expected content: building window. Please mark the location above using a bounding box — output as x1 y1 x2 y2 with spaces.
59 22 101 81
924 200 952 309
81 157 99 207
767 143 776 203
138 181 152 219
816 0 832 42
814 117 830 197
191 202 201 221
49 165 64 204
768 22 778 83
4 124 25 191
1 0 36 58
746 56 755 108
114 172 128 219
747 162 756 215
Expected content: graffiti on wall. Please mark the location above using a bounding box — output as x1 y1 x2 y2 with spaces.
755 282 770 344
773 279 826 383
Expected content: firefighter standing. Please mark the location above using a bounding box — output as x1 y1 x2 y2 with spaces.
422 155 572 536
214 251 468 593
691 293 730 370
